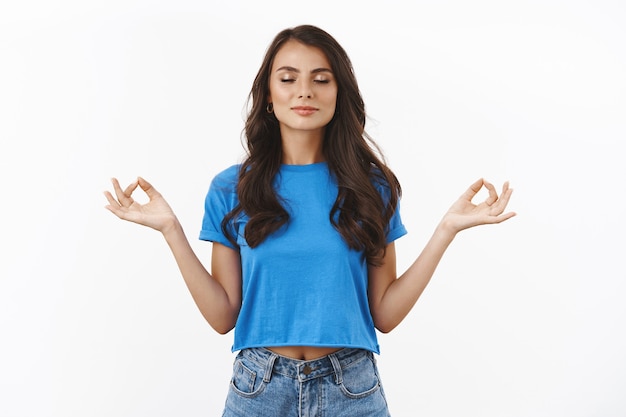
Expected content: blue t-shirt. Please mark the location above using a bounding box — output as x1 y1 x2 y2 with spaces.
199 162 407 354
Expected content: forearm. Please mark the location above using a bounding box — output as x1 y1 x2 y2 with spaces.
376 220 456 332
161 220 238 334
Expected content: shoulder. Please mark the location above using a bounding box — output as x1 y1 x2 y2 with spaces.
367 165 402 209
211 164 241 188
214 164 241 181
204 164 241 205
369 166 392 193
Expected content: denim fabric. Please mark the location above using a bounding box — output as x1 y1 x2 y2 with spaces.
222 347 391 417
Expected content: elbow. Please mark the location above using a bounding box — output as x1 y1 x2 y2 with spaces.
376 326 392 334
213 324 234 335
375 323 396 334
206 309 238 335
210 319 236 335
373 316 399 334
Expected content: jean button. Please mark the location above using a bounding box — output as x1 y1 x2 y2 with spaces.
303 365 312 375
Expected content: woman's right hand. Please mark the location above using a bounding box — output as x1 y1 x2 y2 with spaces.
104 177 178 233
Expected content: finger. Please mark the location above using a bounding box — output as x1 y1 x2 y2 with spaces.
110 177 125 202
103 190 130 220
483 180 498 206
137 177 163 200
112 177 138 206
490 211 517 224
461 178 484 201
103 190 121 208
491 184 514 214
123 181 139 199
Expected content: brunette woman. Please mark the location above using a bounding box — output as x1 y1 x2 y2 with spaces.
105 24 515 416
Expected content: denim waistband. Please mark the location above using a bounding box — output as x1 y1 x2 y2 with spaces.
239 347 373 384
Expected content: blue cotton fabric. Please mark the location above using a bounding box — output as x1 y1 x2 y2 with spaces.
199 162 407 354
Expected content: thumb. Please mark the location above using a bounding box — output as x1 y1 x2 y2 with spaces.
137 177 162 199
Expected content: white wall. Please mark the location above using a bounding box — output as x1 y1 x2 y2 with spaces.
1 1 624 416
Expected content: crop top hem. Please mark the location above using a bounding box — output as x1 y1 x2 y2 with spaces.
232 342 381 355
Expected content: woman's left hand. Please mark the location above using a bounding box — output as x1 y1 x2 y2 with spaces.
442 178 516 233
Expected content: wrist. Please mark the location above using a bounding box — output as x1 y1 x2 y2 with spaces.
435 218 458 242
160 216 182 239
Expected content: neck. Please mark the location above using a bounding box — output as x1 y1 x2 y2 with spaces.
280 129 325 165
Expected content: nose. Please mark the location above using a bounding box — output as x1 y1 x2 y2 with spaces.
298 81 313 99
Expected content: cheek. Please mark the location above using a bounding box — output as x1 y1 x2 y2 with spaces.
273 107 289 122
271 90 292 108
268 81 285 102
326 87 338 104
324 91 338 112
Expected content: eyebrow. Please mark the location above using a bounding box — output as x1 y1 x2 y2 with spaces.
275 66 333 74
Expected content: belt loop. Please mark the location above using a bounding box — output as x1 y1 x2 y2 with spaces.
263 353 278 383
328 353 343 385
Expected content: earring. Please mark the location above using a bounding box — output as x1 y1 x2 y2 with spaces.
266 102 274 113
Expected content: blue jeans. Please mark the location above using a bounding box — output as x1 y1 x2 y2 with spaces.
222 347 391 417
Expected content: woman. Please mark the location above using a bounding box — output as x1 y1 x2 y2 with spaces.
104 25 515 417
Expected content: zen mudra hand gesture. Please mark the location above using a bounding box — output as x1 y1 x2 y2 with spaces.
105 177 178 233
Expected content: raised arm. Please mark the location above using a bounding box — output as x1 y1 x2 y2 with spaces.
368 179 515 333
104 177 241 334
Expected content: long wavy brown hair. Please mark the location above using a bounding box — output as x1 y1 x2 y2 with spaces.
222 25 401 266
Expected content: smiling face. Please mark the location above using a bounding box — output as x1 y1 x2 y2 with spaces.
268 40 338 140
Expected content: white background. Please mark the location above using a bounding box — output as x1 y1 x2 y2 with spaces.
1 1 625 416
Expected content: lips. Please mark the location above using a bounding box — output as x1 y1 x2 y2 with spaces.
291 106 318 116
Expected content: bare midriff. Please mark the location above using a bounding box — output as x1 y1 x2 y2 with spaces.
267 346 342 361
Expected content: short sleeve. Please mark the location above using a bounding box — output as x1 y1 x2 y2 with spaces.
371 171 407 244
386 198 407 244
199 165 241 250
